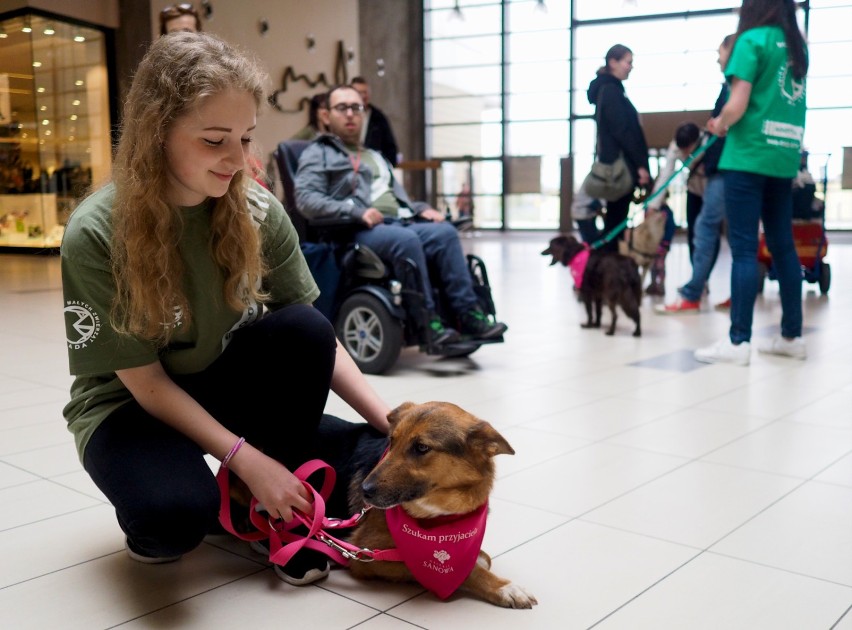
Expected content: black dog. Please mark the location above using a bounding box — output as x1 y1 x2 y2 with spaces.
542 235 642 337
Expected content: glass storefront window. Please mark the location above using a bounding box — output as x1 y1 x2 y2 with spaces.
0 14 110 248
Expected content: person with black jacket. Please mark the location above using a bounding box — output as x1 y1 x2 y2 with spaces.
351 76 400 166
586 44 650 253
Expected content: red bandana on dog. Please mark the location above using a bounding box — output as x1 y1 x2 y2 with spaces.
569 246 591 289
385 502 488 599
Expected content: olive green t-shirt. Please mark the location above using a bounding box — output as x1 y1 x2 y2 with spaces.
60 182 319 461
719 26 807 178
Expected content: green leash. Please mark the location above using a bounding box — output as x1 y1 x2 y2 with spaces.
588 134 719 250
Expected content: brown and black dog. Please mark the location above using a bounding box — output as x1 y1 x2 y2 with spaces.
618 209 667 287
543 234 642 337
301 404 537 608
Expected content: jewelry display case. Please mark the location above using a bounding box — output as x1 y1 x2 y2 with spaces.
0 13 110 249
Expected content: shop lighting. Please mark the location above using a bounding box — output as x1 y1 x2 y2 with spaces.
73 33 85 42
37 87 46 93
72 99 81 106
22 17 32 33
32 61 42 68
0 26 7 38
70 114 78 121
43 23 56 36
75 80 84 86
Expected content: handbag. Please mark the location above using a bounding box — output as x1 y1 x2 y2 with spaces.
582 153 633 201
582 85 635 202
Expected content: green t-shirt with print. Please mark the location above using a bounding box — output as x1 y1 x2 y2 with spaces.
60 181 319 461
719 26 807 178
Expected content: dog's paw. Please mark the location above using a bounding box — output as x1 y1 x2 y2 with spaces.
497 582 538 609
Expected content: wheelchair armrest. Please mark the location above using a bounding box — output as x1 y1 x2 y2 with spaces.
304 215 365 242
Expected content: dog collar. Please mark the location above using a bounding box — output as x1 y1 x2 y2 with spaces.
569 246 590 289
385 502 488 599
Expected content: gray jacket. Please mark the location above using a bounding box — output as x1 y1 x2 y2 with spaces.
294 134 428 221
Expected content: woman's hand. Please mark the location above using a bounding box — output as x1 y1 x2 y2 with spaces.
229 443 313 523
707 116 727 137
637 167 651 186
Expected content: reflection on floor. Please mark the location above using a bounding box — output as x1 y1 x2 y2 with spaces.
1 232 851 629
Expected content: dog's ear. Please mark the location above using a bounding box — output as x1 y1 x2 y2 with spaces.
467 421 515 457
387 401 416 428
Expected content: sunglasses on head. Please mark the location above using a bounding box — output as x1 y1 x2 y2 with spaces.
161 3 198 18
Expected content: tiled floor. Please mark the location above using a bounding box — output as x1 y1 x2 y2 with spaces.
1 232 851 629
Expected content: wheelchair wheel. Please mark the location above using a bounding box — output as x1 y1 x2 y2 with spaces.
335 293 403 375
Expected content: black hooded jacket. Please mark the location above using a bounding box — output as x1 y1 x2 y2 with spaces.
587 73 649 182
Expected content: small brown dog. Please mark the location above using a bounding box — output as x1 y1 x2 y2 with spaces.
341 402 536 608
243 406 539 608
618 209 666 286
543 234 642 336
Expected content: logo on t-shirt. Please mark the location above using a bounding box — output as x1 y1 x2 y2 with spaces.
777 62 805 105
64 301 101 350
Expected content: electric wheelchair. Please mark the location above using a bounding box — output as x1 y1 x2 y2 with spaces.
274 140 503 375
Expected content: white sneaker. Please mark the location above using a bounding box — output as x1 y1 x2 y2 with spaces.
125 538 182 564
695 339 751 366
757 336 807 360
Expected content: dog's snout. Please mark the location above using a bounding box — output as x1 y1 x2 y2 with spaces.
361 478 377 500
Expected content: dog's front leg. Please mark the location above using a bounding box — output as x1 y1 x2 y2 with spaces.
460 554 537 609
594 299 603 328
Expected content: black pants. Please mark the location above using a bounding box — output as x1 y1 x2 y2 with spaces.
600 191 632 253
686 191 720 271
83 305 337 558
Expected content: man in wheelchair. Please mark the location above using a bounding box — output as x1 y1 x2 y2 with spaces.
294 84 507 348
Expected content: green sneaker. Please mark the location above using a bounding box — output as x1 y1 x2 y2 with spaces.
429 316 460 346
460 310 507 340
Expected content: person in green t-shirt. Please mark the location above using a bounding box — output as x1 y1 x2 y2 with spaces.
696 0 808 366
60 32 391 582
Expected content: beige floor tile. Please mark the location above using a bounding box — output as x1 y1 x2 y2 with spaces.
711 481 852 585
583 460 801 548
594 553 852 630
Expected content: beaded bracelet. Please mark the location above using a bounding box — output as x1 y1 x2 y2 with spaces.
222 437 246 469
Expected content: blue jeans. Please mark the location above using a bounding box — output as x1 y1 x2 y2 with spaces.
724 171 802 344
353 220 477 314
679 174 725 302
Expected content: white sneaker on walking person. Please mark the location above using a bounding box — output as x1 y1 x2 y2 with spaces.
695 339 751 366
757 336 807 360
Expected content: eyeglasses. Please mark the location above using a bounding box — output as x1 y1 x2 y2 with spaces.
330 103 365 115
161 3 198 18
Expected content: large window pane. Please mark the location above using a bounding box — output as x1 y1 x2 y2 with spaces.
506 120 567 160
427 4 502 39
508 0 570 32
507 31 568 63
429 36 501 68
507 92 568 121
430 122 502 157
576 1 738 21
429 66 502 98
429 95 502 125
425 1 852 230
507 61 569 93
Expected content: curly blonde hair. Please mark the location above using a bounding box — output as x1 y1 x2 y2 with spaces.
111 32 269 345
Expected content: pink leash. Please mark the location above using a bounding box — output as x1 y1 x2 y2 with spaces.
216 459 401 567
